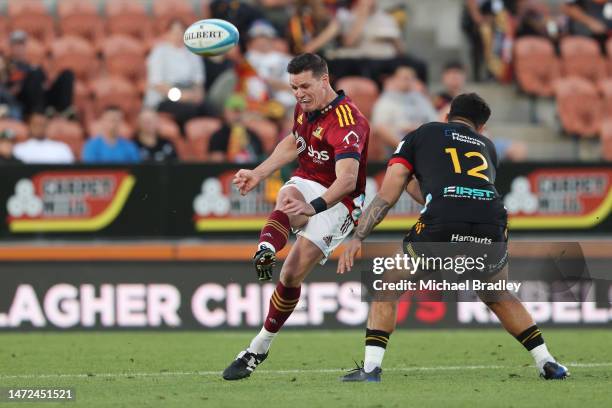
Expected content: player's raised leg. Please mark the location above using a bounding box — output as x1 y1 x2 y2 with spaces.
223 236 324 380
478 267 569 380
254 185 309 281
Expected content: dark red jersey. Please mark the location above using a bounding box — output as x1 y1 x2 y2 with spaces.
291 91 369 213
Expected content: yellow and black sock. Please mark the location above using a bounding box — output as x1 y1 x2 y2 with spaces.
515 325 544 351
365 328 390 349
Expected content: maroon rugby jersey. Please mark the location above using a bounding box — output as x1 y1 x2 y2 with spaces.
291 91 369 213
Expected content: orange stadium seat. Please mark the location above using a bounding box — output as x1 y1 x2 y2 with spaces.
89 76 141 121
0 119 29 142
47 118 84 141
243 118 278 153
514 36 560 97
24 37 47 68
105 0 154 49
601 119 612 161
47 118 85 159
185 117 223 161
173 137 192 161
58 0 105 51
152 0 197 34
335 76 379 119
8 0 55 48
101 35 147 89
50 36 99 81
555 76 603 138
560 36 607 84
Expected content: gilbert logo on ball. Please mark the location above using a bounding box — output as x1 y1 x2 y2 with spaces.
184 19 239 56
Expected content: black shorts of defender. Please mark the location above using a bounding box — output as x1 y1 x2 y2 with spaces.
403 221 509 279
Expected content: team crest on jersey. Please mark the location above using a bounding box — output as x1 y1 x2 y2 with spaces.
297 113 303 125
312 126 324 140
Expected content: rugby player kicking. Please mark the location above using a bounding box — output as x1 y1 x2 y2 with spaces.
338 93 569 382
223 53 370 380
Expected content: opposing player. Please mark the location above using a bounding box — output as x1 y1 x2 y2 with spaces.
223 53 369 380
337 93 569 382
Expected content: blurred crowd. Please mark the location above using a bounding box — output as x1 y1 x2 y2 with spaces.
0 0 611 166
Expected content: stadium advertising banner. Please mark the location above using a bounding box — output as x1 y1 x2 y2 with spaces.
0 256 609 331
0 163 611 238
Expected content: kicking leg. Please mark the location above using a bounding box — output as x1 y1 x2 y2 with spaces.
478 266 569 379
223 236 323 380
254 186 308 281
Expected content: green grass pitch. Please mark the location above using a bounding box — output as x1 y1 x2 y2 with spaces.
0 329 610 407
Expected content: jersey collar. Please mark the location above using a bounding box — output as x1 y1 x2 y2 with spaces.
307 90 346 123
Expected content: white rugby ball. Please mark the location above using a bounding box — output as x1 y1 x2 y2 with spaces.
183 19 239 57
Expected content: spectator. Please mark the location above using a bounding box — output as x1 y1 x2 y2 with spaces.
370 63 438 159
245 21 295 108
434 61 467 112
491 136 528 162
209 94 263 163
562 0 612 52
287 0 341 55
0 129 21 164
210 0 265 52
134 110 177 163
144 20 213 130
82 106 140 163
325 0 428 84
7 31 74 118
0 54 21 119
13 112 74 164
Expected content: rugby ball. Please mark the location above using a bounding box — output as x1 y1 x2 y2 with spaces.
183 19 239 57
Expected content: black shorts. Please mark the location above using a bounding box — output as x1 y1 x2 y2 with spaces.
403 221 508 277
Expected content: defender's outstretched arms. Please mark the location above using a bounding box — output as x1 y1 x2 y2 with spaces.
233 135 298 196
281 158 359 216
338 163 413 274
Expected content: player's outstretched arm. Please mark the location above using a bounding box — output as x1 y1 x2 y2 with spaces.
233 135 298 195
338 163 412 274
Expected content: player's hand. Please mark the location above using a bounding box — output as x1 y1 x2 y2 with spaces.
232 169 262 196
337 238 361 274
280 197 315 216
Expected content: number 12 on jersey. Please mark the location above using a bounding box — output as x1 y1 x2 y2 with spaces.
444 148 490 181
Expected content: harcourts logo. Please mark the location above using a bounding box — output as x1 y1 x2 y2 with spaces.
450 234 492 244
444 186 495 200
308 145 330 162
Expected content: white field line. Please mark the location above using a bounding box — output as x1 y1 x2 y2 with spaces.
0 362 609 380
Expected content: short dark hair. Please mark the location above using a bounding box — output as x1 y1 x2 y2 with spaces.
287 53 328 77
448 93 491 128
443 60 465 72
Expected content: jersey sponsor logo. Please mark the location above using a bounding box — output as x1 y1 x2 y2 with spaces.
335 104 355 128
312 126 324 140
443 185 495 200
297 113 303 125
342 130 360 147
444 130 485 147
307 145 330 162
450 234 492 245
